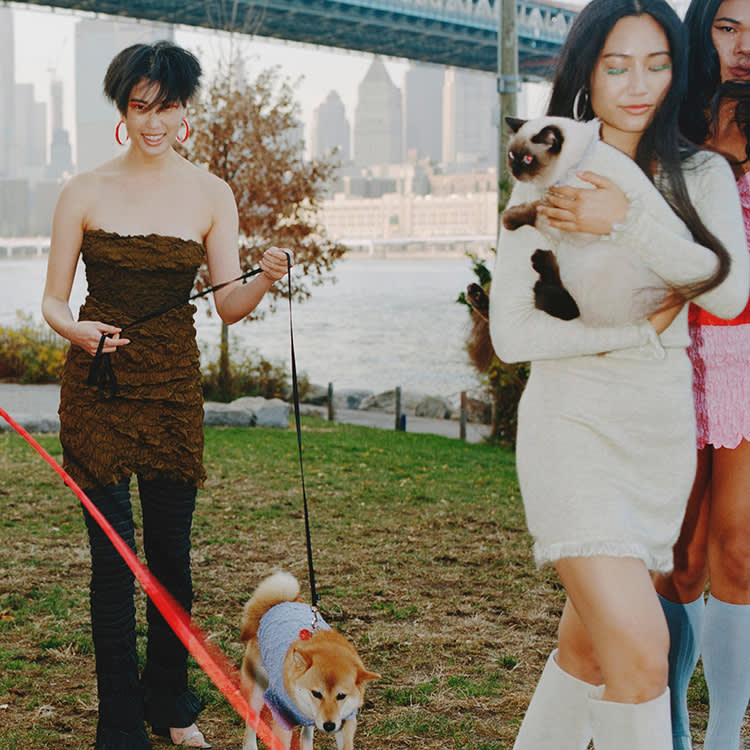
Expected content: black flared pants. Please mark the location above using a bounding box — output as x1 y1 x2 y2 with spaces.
82 476 201 748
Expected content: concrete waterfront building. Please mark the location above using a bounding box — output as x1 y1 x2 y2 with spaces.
403 63 442 164
0 7 15 178
312 90 350 161
442 68 496 168
353 57 402 167
75 18 173 173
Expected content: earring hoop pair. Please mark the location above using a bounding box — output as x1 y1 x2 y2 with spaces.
114 118 191 145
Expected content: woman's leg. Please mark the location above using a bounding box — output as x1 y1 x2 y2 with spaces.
555 555 672 749
512 599 601 750
82 478 152 749
653 447 712 750
702 441 750 750
137 476 202 731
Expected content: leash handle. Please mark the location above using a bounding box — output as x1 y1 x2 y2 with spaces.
285 252 319 607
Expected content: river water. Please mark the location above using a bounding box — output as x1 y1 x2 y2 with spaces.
0 254 486 400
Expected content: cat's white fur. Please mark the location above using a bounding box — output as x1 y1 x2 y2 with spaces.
507 116 673 327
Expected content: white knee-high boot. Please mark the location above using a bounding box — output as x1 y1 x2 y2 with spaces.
589 688 672 749
513 650 596 750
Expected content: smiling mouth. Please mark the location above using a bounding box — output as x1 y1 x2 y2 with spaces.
143 134 165 144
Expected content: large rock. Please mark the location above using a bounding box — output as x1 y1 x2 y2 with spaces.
203 397 290 429
203 402 255 427
359 389 423 415
415 396 452 419
302 383 330 405
232 396 290 428
333 389 374 411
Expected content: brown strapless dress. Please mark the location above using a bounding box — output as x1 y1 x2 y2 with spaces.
59 230 207 489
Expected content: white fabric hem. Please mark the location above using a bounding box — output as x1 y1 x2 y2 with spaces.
534 540 674 573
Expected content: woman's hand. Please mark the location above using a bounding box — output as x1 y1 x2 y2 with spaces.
537 171 629 235
648 291 684 334
260 247 294 282
69 321 130 357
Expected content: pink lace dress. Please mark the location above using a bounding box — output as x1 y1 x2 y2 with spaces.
689 172 750 449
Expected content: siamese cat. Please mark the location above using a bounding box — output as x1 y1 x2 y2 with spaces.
501 115 671 327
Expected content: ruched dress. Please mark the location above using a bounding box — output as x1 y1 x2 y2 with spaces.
59 230 207 490
489 147 749 572
688 172 750 449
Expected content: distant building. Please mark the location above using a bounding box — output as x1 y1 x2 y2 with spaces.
0 7 15 178
47 79 74 179
14 83 47 180
75 18 174 173
403 64 443 164
312 90 350 161
0 180 30 236
442 68 497 168
30 180 64 235
353 58 402 167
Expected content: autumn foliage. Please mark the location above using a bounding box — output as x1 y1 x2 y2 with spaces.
184 62 348 313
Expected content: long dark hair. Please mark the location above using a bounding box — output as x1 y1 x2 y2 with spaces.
547 0 730 300
104 40 202 115
680 0 724 145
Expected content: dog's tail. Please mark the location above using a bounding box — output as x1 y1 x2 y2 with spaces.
239 571 301 642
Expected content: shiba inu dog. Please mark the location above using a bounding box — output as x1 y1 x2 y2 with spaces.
239 571 380 750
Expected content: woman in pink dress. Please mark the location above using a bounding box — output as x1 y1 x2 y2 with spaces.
654 2 750 748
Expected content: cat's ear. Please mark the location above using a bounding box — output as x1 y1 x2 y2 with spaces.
505 116 526 133
531 125 564 154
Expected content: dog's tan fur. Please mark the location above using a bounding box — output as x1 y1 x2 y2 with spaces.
239 572 379 750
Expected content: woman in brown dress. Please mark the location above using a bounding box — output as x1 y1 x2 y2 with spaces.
42 41 291 749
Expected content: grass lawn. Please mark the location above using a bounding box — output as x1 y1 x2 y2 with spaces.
0 418 715 749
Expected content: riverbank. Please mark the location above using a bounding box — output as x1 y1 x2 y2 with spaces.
0 383 491 443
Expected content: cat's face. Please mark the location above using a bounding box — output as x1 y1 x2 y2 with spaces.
506 119 565 184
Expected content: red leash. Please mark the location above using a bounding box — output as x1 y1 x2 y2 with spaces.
0 406 285 750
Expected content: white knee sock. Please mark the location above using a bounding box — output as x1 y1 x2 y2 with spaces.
701 594 750 750
659 593 704 750
589 688 672 749
513 649 596 750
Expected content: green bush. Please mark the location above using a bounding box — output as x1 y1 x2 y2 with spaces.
0 313 68 383
202 348 307 403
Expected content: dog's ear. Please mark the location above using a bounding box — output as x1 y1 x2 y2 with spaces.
291 646 313 672
357 668 381 684
506 116 526 133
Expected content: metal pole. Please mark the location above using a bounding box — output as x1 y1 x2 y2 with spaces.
497 0 520 212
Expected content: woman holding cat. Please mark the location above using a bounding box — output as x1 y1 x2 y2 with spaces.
489 1 749 748
654 1 750 748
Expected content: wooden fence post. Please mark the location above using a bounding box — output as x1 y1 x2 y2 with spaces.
460 391 467 441
327 382 334 422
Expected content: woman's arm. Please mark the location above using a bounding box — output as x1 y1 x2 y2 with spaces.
204 177 290 325
42 175 129 356
542 152 749 318
489 184 658 364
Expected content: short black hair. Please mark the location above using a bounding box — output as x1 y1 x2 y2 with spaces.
103 40 201 115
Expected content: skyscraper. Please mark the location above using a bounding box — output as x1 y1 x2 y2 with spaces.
14 83 47 178
47 79 74 179
442 68 497 169
311 90 350 161
0 7 15 178
75 18 173 173
353 58 402 167
403 64 443 163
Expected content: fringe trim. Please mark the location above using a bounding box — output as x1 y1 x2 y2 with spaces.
534 540 674 573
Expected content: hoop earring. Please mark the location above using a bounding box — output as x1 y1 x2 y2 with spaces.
177 118 190 143
572 88 589 122
115 120 129 146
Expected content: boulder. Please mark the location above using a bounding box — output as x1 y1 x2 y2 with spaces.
203 402 255 427
232 396 290 428
333 389 374 411
302 383 330 405
415 396 452 419
359 389 423 415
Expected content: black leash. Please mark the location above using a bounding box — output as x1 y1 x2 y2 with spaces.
283 253 319 607
87 267 263 397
